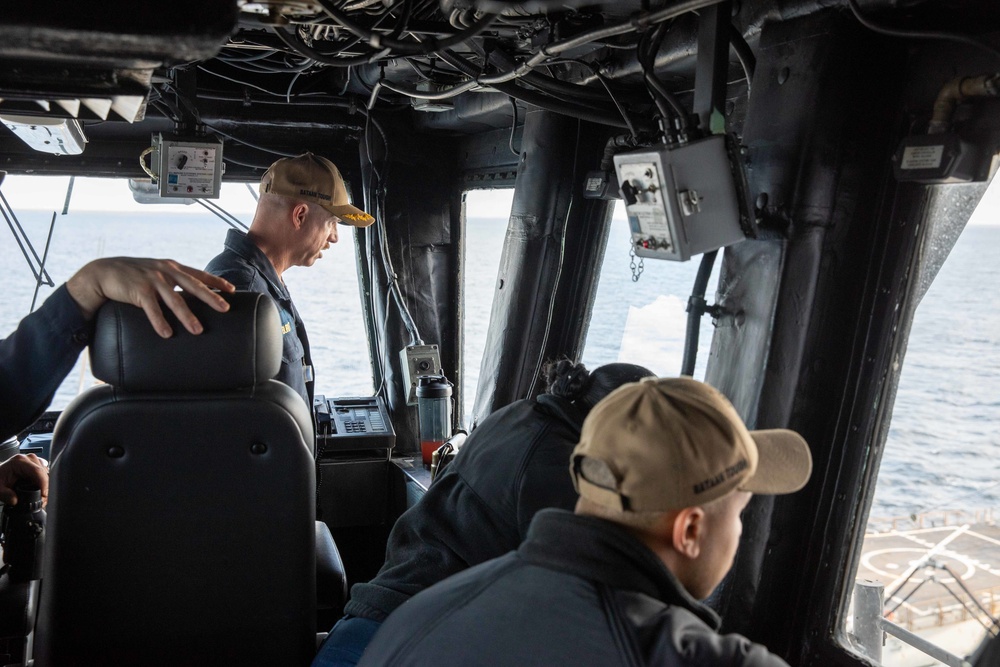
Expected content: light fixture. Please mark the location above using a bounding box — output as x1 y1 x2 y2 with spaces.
0 114 88 155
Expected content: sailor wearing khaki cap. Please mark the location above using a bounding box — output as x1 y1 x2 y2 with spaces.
260 152 375 227
359 377 811 667
206 153 373 407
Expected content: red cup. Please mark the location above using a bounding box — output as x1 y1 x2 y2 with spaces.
421 439 445 467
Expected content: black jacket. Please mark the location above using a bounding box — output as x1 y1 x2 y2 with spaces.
0 285 90 440
205 229 313 407
345 394 585 622
359 510 789 667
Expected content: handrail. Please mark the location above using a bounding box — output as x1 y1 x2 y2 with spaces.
30 211 58 311
0 188 54 289
853 579 976 667
879 615 972 667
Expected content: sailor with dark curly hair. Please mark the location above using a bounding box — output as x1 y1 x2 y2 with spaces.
312 360 655 667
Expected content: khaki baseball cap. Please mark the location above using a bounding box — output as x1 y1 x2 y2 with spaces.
571 377 812 512
260 152 375 227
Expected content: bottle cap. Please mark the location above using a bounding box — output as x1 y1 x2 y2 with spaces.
416 375 452 399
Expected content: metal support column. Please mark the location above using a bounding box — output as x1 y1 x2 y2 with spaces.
470 110 614 423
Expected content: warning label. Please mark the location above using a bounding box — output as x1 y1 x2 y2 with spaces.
900 145 944 170
632 205 671 236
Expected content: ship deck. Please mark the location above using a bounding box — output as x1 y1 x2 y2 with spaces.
859 515 1000 634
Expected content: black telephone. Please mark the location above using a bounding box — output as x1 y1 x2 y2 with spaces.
313 395 395 455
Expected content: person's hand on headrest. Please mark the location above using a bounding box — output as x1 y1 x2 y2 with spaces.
0 453 49 508
67 258 235 338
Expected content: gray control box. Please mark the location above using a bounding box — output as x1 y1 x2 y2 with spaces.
613 135 744 262
152 134 224 199
399 344 442 405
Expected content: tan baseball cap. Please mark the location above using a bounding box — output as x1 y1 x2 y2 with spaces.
260 152 375 227
571 377 812 512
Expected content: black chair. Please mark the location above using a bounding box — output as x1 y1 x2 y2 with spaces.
35 291 326 666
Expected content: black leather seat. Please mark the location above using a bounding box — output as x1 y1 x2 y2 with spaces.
35 291 324 666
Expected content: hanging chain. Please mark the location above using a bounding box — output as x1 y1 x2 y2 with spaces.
629 243 644 282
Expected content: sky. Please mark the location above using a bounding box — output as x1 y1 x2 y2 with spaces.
1 171 998 224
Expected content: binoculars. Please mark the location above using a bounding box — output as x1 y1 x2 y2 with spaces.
1 481 46 583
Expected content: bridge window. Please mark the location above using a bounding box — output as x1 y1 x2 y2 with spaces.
842 176 1000 666
462 188 513 421
580 200 719 379
1 175 373 410
461 193 720 422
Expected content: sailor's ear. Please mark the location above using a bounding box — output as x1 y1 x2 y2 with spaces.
670 506 706 559
290 202 310 229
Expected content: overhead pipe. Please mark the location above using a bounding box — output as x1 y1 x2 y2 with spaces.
928 73 999 134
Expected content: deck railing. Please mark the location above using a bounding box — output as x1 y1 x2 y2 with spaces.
866 508 996 534
852 580 976 667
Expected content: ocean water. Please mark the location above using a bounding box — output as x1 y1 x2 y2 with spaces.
2 207 998 520
874 224 1000 520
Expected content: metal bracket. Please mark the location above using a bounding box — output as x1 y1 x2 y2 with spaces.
693 1 733 135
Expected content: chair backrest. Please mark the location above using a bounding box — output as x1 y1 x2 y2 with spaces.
35 291 316 666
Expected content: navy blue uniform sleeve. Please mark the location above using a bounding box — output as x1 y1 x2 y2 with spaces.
0 285 90 440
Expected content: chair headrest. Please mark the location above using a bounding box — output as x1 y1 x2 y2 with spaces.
90 291 282 392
